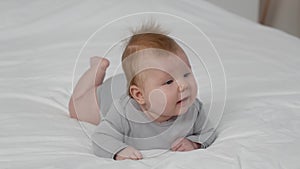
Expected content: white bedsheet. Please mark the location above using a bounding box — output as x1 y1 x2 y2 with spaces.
1 0 300 168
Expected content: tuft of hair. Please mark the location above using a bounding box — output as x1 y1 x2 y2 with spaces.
130 20 169 35
122 21 179 62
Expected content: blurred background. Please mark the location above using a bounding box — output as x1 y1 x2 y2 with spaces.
208 0 300 38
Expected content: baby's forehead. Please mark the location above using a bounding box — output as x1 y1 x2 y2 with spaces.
143 52 190 69
133 49 190 72
123 48 191 82
141 57 191 77
140 47 188 60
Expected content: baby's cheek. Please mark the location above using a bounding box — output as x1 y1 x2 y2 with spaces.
148 89 167 115
191 79 198 95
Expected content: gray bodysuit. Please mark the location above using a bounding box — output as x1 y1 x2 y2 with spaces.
92 74 216 159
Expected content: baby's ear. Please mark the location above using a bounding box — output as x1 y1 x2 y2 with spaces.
129 85 145 105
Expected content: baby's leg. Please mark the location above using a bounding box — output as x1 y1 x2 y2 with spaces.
69 57 109 125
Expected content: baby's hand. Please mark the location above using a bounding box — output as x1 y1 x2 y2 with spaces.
114 146 143 160
171 138 201 152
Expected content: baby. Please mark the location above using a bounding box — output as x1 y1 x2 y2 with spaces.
69 24 216 160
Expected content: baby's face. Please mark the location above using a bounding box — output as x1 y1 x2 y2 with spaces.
138 51 198 121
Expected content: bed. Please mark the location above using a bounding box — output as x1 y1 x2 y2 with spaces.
1 0 300 168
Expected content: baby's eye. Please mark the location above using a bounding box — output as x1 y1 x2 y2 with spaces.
184 72 191 77
164 80 174 85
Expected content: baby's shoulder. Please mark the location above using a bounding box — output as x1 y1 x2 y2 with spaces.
106 94 141 119
107 94 129 114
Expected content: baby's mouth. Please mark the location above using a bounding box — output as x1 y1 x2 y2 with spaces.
176 97 189 105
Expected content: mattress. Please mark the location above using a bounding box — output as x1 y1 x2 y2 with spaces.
1 0 300 168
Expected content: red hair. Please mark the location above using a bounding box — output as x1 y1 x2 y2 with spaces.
121 26 184 96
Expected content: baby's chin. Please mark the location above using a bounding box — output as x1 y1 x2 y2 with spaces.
151 100 195 120
177 107 190 116
165 106 190 117
177 98 195 114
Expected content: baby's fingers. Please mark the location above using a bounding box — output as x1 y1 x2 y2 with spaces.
130 151 143 160
171 138 184 151
134 151 143 160
172 142 184 151
176 145 186 151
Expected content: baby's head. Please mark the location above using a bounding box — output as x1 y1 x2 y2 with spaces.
122 24 198 121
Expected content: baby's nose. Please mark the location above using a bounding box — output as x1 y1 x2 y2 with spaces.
177 80 188 92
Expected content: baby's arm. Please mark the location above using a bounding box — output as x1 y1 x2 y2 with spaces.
185 100 217 149
92 105 142 160
69 57 109 125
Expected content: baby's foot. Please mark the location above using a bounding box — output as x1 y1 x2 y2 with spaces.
90 56 110 86
90 56 108 68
